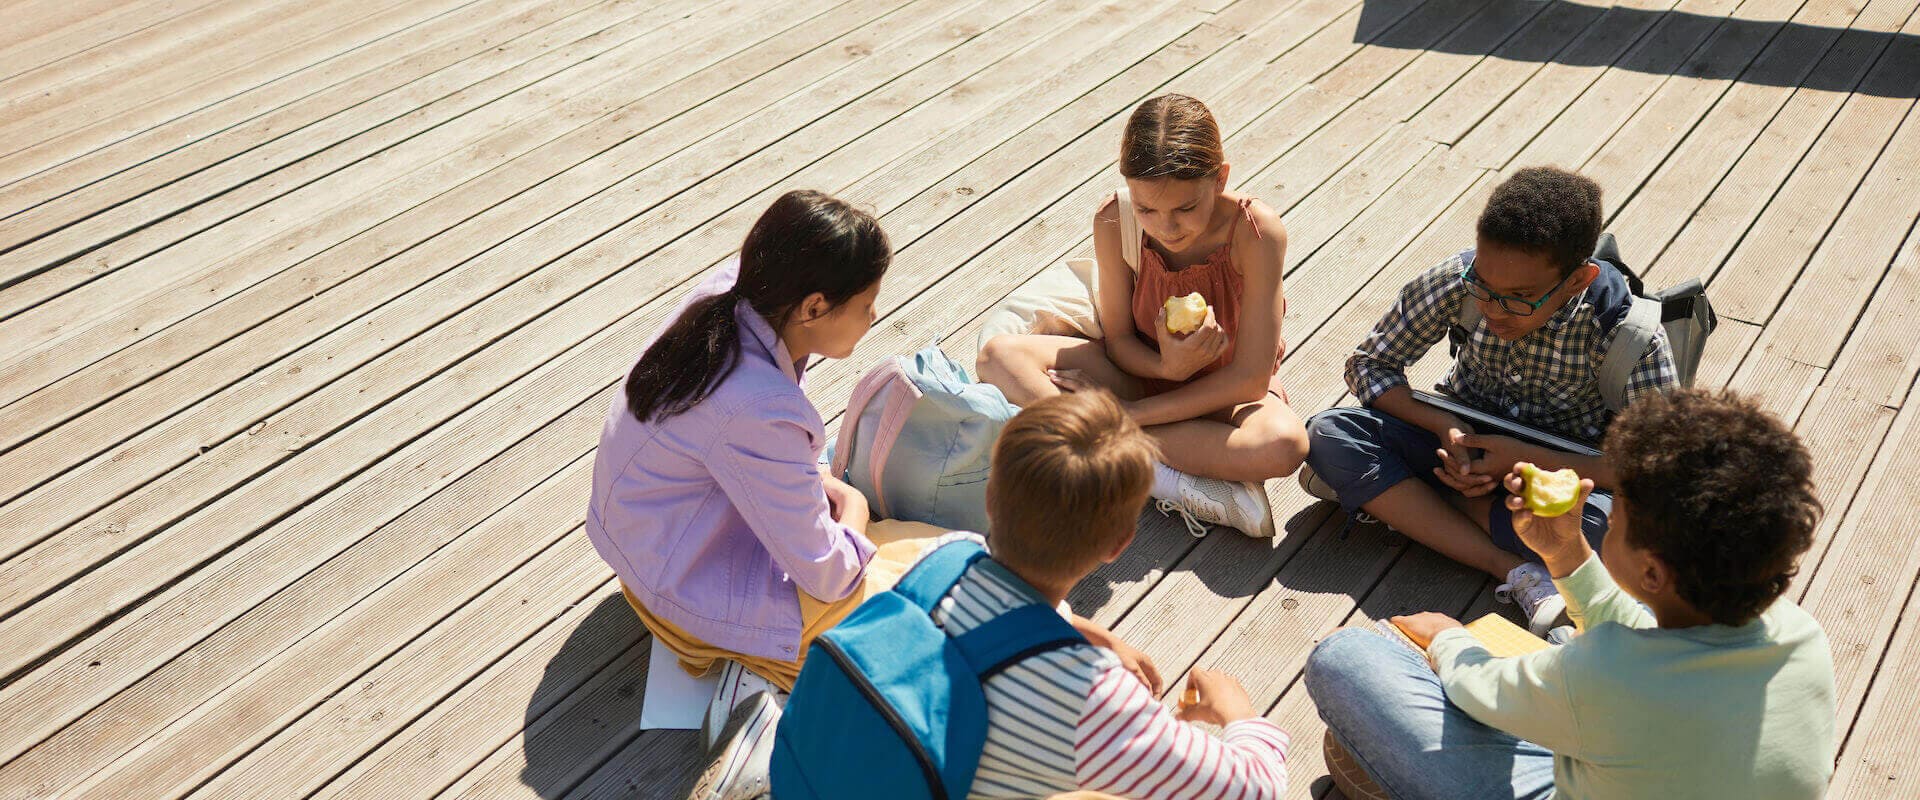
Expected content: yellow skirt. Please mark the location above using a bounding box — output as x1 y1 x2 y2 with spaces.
622 519 949 691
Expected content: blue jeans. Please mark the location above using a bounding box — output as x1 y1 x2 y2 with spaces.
1305 629 1557 800
1304 406 1611 564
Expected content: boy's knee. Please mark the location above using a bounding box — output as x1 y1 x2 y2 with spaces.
1305 406 1376 444
1302 408 1382 483
1305 628 1379 700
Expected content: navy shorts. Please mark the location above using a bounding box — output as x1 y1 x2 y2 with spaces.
1303 406 1610 564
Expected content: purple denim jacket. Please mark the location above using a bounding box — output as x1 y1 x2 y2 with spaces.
586 260 875 661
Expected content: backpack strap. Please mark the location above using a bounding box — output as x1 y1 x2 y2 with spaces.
1115 187 1142 271
892 539 990 613
1597 295 1660 413
952 604 1086 681
1450 249 1482 358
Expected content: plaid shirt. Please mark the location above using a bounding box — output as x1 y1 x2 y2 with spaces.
1345 252 1679 443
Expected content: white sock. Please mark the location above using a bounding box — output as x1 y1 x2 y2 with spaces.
1152 461 1183 501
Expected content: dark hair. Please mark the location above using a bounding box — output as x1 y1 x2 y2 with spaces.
1120 94 1225 181
625 190 889 423
986 391 1158 584
1605 389 1822 626
1476 166 1603 275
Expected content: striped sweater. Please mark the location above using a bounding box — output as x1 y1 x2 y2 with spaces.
929 534 1290 799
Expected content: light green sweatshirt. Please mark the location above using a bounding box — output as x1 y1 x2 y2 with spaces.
1429 554 1837 800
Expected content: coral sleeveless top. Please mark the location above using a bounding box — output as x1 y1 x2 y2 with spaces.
1128 196 1286 397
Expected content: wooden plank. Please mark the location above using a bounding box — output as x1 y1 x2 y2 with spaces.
1681 14 1920 320
0 0 664 312
551 730 702 800
426 630 661 800
1408 0 1614 146
0 3 228 80
1823 224 1920 409
1610 0 1919 283
64 535 618 800
1786 225 1920 589
0 0 602 251
0 0 875 492
0 4 248 85
0 400 604 782
1791 388 1901 589
1729 352 1828 420
1452 0 1744 169
0 0 506 198
1641 12 1920 286
0 0 1086 667
1829 569 1920 797
1721 102 1920 422
1751 107 1920 367
180 568 634 800
1581 0 1873 218
0 0 302 110
0 0 769 364
312 604 652 800
1799 386 1920 732
0 0 438 171
1695 317 1762 388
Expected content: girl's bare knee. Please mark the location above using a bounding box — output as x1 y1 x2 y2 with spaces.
976 334 1026 381
1249 412 1311 478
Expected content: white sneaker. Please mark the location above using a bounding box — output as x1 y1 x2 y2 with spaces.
1297 463 1339 503
687 691 779 800
1153 470 1275 538
1496 562 1569 637
701 660 780 752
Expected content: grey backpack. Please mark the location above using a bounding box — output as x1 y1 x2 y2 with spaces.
1455 234 1716 412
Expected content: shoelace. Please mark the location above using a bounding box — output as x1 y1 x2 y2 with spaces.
1494 572 1538 604
1155 498 1211 538
1494 573 1556 612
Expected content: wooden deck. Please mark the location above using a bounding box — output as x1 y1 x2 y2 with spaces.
0 0 1916 797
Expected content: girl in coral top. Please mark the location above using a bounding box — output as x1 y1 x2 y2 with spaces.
978 94 1305 538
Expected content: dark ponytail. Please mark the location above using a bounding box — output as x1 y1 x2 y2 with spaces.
625 190 890 423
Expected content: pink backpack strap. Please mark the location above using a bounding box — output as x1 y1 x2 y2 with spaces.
830 360 922 519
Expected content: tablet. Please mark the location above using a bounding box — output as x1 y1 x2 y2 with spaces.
1411 390 1603 458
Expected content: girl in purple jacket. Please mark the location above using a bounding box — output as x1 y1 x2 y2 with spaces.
587 190 902 694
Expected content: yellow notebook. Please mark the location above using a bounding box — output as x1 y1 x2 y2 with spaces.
1375 614 1551 660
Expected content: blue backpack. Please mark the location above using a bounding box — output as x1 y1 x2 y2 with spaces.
828 346 1019 534
770 540 1085 799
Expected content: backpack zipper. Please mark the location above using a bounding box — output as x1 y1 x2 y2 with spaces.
815 636 948 800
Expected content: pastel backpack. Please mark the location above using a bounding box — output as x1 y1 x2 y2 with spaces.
828 345 1018 533
770 539 1086 799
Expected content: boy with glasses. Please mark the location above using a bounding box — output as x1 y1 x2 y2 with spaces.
1299 167 1678 633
